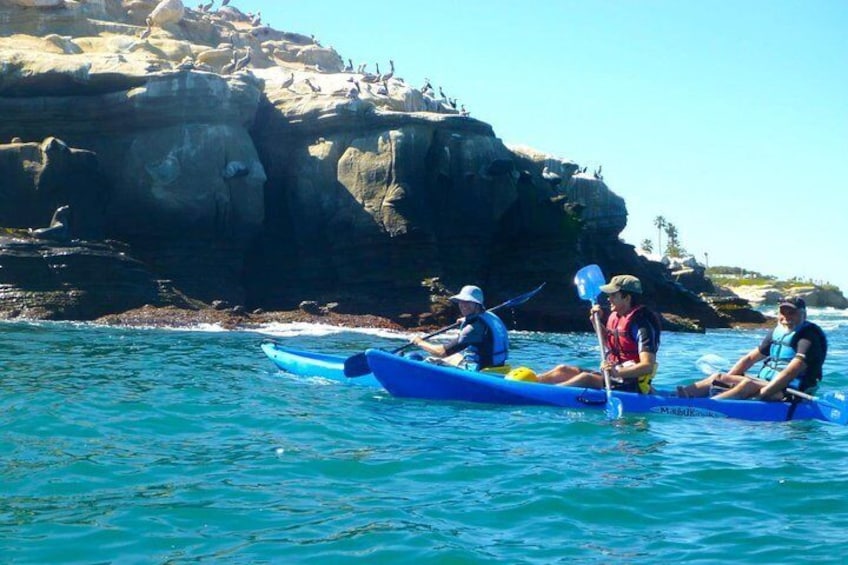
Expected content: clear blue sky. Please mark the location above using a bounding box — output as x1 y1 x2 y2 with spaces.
239 0 848 291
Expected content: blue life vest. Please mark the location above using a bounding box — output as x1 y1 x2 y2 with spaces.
758 322 808 390
459 311 509 370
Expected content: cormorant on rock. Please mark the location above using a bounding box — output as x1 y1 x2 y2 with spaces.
344 58 353 72
448 98 457 110
421 78 432 92
357 63 366 74
251 11 261 26
376 80 389 96
221 50 237 74
542 166 562 187
594 165 603 180
281 72 295 89
140 17 152 39
438 86 446 100
459 104 469 117
304 78 321 92
233 46 251 71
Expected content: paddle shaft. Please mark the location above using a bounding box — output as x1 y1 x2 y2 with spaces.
591 310 614 393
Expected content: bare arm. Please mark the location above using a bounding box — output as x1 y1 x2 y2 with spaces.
411 336 447 358
728 348 767 375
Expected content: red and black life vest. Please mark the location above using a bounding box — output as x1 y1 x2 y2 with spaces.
605 306 647 365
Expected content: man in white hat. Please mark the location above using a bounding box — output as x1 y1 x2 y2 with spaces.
411 285 510 371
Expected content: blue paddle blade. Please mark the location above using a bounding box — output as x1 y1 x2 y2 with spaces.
574 264 606 304
606 396 623 420
820 391 848 425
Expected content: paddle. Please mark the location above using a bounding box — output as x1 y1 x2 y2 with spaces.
695 353 848 425
342 283 547 377
574 264 623 420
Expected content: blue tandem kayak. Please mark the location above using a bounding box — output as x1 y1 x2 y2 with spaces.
260 342 380 387
365 349 837 423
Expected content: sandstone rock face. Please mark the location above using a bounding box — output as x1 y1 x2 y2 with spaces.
0 1 732 329
3 0 64 7
148 0 183 27
726 284 848 309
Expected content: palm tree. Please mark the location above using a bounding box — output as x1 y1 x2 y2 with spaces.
640 239 654 254
653 215 667 256
665 222 686 257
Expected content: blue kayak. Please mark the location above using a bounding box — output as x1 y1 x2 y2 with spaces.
260 342 380 387
365 349 842 424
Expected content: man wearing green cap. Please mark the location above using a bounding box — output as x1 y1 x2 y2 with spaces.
537 274 662 393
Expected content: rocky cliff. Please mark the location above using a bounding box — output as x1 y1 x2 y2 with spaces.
0 0 734 330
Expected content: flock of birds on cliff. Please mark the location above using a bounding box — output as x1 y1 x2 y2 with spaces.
133 0 469 117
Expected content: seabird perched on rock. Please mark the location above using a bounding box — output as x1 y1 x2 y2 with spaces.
438 86 446 100
594 165 603 180
221 50 237 74
233 46 251 71
251 11 262 26
421 78 433 92
304 78 321 92
360 71 380 83
281 72 295 89
448 98 457 110
140 17 152 39
380 60 394 82
459 104 469 117
344 58 353 72
376 80 389 96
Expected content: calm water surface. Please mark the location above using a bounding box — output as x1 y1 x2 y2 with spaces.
2 309 848 563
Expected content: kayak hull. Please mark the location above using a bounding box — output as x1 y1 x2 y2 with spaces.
365 349 831 423
261 343 380 387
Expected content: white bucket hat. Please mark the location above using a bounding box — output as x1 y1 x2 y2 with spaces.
450 285 484 306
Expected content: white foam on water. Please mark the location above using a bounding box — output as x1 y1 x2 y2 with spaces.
248 321 422 340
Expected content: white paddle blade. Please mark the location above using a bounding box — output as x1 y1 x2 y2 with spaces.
695 353 729 375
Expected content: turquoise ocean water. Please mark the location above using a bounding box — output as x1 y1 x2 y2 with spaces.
2 308 848 564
